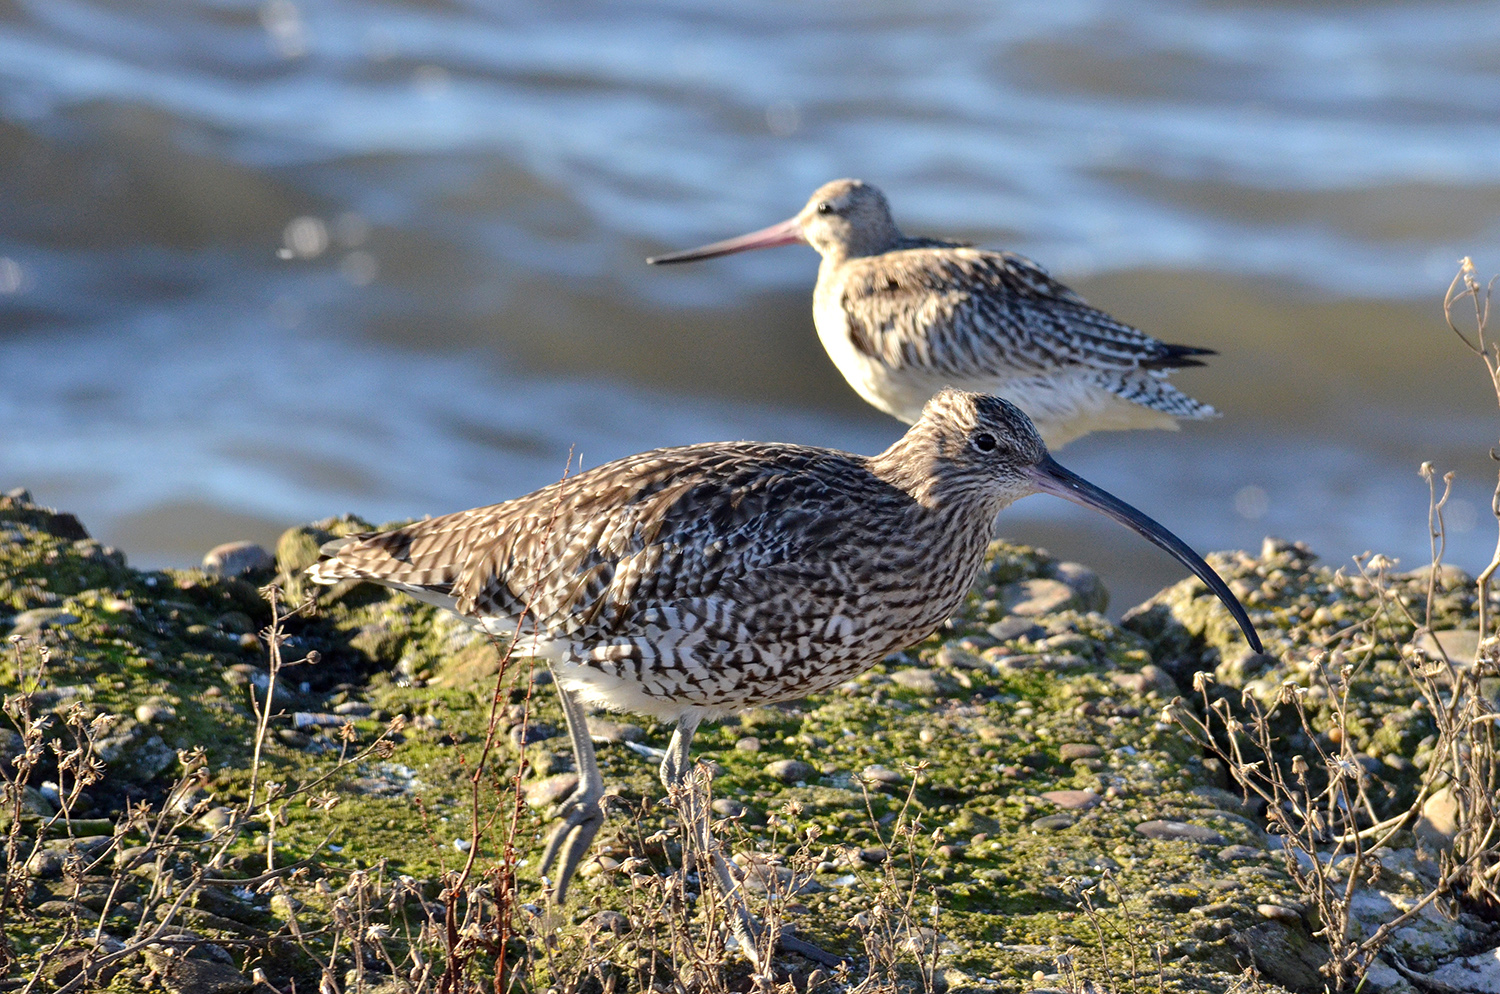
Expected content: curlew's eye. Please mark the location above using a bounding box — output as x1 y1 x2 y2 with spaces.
971 431 999 453
816 201 834 215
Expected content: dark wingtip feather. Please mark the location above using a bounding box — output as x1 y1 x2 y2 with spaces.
1141 343 1217 370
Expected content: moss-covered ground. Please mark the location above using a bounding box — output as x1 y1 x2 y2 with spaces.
1 493 1491 993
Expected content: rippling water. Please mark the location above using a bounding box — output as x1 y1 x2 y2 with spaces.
3 0 1500 608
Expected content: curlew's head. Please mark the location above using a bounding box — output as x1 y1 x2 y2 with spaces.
885 390 1264 654
647 178 902 266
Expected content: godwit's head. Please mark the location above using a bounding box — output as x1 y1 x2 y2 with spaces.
647 178 902 266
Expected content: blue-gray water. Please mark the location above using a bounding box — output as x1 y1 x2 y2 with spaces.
3 0 1500 609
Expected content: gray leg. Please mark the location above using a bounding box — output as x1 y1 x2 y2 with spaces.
662 717 848 970
539 682 605 903
660 717 763 967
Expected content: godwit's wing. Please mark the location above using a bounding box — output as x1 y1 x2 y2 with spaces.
835 247 1213 381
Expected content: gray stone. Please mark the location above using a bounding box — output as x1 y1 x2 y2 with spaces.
587 910 631 936
332 701 372 717
1134 820 1227 845
934 645 984 670
1001 578 1079 616
860 764 905 786
277 729 311 748
524 773 578 808
1058 743 1102 761
510 722 558 748
11 608 80 636
711 798 748 818
1257 903 1302 923
889 668 955 696
986 616 1043 642
198 806 236 831
740 861 819 896
143 950 254 994
1417 629 1480 665
134 702 176 724
1424 946 1500 993
1218 844 1263 862
0 727 23 766
1041 789 1100 810
26 849 63 878
1191 786 1249 813
1030 814 1075 831
764 759 815 783
586 717 644 743
1414 786 1458 849
1053 561 1109 613
1110 664 1179 699
1238 921 1330 994
202 541 274 578
734 736 761 753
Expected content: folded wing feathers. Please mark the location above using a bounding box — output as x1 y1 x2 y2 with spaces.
843 248 1208 376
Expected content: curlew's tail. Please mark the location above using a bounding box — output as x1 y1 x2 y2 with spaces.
305 514 479 608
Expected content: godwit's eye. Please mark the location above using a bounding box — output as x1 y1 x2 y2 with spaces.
972 431 999 453
816 201 834 215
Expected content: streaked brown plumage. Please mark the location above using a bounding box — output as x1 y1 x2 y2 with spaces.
649 179 1218 448
306 390 1260 966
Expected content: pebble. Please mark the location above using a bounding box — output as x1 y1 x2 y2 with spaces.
277 729 311 748
1134 820 1228 845
734 736 761 753
292 712 345 730
510 723 557 748
1190 786 1248 812
26 850 63 878
332 701 372 717
524 773 578 808
858 847 888 865
1218 844 1262 862
1256 903 1301 924
135 703 177 724
936 844 966 860
934 645 983 670
764 759 815 783
860 764 905 786
987 617 1043 642
198 807 236 831
201 541 274 577
888 668 949 696
1109 665 1178 699
1052 561 1108 613
11 608 80 636
586 717 644 744
1001 578 1078 617
587 910 630 936
711 798 748 818
1031 814 1075 832
1040 789 1101 810
1058 743 1102 761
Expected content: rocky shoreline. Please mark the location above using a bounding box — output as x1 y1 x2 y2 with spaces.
0 490 1495 993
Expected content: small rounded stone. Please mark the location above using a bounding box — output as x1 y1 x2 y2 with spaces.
764 759 815 783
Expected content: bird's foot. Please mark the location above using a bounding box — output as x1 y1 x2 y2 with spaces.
539 789 604 904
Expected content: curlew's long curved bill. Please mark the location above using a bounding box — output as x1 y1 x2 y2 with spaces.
647 216 805 265
1025 455 1264 654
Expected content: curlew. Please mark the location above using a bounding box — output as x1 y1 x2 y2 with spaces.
307 390 1260 965
649 179 1218 449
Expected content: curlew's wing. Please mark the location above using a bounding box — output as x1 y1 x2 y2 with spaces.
307 442 904 644
837 248 1212 380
